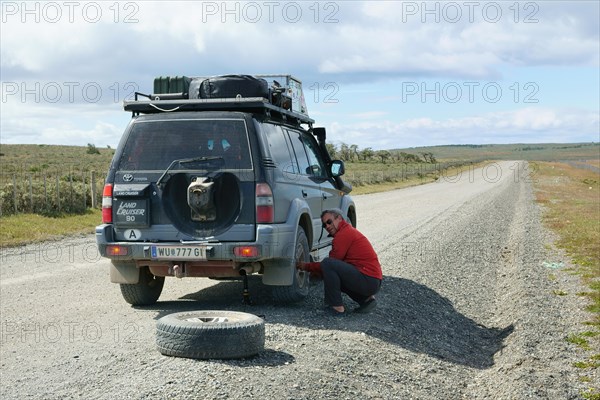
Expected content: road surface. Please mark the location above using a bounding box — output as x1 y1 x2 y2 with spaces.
0 161 595 399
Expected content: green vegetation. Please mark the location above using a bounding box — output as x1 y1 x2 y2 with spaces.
533 162 600 316
582 388 600 400
531 161 599 391
0 144 113 216
86 143 101 155
567 333 593 350
346 161 485 195
0 143 114 174
391 142 599 162
0 209 101 247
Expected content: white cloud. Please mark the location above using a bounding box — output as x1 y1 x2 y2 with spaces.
0 101 127 147
2 1 598 82
0 1 597 148
327 107 600 150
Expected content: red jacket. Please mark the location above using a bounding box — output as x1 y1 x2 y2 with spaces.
304 219 382 280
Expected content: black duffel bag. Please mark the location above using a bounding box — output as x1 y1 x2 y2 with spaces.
199 75 269 99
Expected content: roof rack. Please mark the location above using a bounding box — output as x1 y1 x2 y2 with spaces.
124 74 313 127
124 95 314 126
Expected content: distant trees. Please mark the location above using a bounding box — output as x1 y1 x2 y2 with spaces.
324 142 437 164
339 143 353 161
420 152 436 163
325 143 337 157
359 147 374 161
376 150 391 163
398 152 421 163
86 143 100 155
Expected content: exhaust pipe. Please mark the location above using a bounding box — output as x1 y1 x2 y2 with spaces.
238 263 260 276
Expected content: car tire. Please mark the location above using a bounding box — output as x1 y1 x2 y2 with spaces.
156 310 265 359
272 227 310 303
120 266 165 306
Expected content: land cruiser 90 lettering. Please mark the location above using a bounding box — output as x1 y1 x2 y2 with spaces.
96 74 355 305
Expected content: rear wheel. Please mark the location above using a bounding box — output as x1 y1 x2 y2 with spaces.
120 266 165 306
272 227 310 303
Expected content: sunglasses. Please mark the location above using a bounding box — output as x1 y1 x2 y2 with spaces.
322 218 334 229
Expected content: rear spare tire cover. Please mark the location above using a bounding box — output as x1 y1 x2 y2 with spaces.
162 172 241 237
156 310 265 359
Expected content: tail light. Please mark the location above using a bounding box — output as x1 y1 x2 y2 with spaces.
255 183 274 223
106 245 129 256
102 184 113 223
234 246 260 258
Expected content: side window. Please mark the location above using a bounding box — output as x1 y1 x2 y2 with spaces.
261 123 298 174
300 133 327 178
286 130 312 176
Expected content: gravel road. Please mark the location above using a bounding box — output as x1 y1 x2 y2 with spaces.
1 161 597 399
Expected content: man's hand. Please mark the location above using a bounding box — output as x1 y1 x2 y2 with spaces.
296 261 306 270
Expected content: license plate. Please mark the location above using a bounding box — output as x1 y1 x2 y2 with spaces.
150 245 207 260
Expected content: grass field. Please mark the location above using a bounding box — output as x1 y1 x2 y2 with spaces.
533 162 600 317
0 209 101 247
2 142 597 177
1 142 597 243
394 142 599 162
0 144 114 176
532 161 600 393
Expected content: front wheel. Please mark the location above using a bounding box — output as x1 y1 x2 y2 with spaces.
120 266 165 306
272 227 310 303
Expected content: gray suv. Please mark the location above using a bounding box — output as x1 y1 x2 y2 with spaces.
96 74 355 305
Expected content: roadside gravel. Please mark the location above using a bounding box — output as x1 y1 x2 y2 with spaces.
0 161 596 399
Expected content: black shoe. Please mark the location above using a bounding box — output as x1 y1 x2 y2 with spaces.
354 298 377 314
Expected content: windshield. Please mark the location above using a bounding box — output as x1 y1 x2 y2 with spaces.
118 118 252 170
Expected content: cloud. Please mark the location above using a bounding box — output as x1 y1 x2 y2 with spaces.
2 1 598 83
327 107 600 150
0 1 597 148
0 101 127 147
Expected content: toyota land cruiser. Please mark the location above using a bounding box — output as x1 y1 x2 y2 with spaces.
95 74 355 305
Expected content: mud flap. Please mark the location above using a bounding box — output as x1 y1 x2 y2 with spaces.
110 262 140 284
261 258 294 286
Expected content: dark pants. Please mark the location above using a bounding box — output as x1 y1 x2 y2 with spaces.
320 257 381 307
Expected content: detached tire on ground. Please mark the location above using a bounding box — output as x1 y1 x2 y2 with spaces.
156 311 265 360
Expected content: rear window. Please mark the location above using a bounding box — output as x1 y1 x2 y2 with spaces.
118 119 252 170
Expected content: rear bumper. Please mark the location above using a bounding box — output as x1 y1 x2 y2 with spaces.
95 223 296 264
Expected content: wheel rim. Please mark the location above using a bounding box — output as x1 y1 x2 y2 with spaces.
295 238 309 289
185 317 229 323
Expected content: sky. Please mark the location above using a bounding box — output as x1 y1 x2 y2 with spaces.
1 0 599 151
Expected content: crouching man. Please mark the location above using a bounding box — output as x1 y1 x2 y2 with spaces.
297 208 382 315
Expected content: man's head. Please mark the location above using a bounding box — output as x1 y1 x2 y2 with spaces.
321 208 344 236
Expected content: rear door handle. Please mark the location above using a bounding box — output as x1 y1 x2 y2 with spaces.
302 190 308 198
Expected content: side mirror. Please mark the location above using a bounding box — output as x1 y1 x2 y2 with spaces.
330 160 345 177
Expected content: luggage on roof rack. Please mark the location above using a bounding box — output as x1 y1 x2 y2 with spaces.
256 74 307 115
128 74 312 126
153 76 192 96
197 75 269 100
